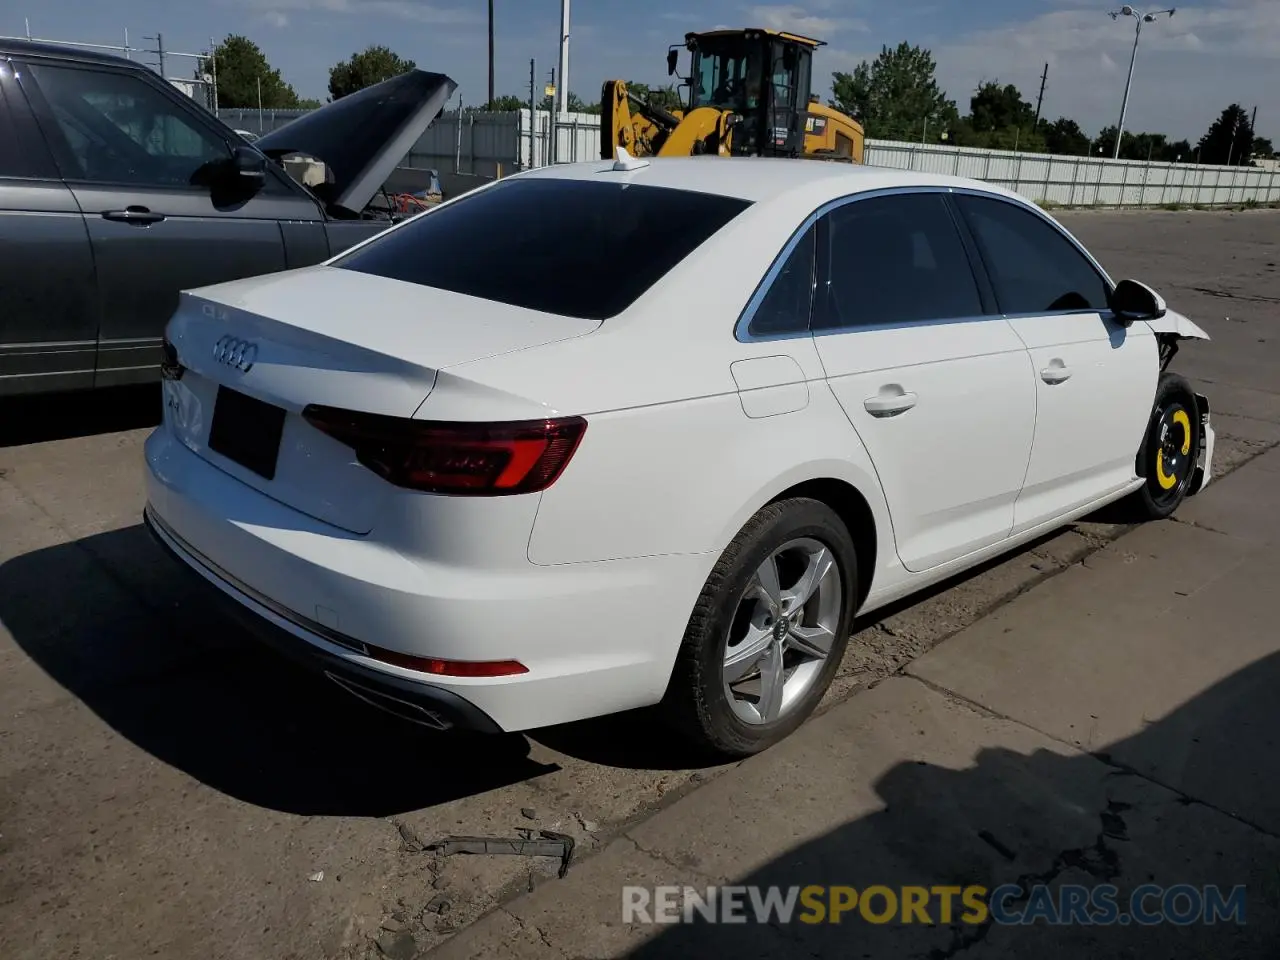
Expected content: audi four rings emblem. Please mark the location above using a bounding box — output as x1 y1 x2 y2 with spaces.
212 335 258 372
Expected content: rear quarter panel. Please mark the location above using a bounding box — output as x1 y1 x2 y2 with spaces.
418 184 897 569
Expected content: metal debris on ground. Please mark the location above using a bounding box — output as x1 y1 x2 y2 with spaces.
423 830 576 878
308 870 324 882
394 820 422 852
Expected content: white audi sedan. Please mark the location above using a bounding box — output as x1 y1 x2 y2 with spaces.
144 155 1213 756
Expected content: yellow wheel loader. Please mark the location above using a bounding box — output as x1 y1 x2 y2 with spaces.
600 28 865 163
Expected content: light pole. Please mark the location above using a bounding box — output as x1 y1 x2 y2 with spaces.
1108 5 1175 159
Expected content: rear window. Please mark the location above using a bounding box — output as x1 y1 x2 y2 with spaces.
334 178 752 320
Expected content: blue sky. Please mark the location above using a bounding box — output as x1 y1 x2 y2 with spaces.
7 1 1277 141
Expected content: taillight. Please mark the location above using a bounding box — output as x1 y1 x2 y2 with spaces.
302 405 586 496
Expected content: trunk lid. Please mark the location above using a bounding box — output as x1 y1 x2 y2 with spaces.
256 71 456 217
163 266 599 534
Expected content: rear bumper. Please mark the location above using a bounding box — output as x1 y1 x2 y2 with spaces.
143 425 713 732
145 506 501 733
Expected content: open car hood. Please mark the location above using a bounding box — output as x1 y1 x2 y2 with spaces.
256 70 456 216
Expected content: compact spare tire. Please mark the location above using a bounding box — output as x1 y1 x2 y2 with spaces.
1126 371 1201 520
662 498 857 757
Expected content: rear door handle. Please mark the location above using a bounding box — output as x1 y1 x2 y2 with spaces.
1040 363 1072 384
863 391 918 417
102 206 166 225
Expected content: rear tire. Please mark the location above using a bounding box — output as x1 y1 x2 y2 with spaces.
661 498 857 758
1123 372 1201 521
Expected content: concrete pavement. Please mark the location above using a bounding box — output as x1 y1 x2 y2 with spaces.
431 446 1280 958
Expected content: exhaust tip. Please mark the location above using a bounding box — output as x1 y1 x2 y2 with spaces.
325 672 454 730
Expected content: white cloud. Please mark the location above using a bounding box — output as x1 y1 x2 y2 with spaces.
921 2 1280 139
261 10 289 28
234 0 482 26
744 4 867 36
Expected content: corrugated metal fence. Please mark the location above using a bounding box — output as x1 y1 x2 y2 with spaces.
864 140 1280 207
221 107 1279 207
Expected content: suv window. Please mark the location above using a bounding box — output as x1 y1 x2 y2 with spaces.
815 192 984 329
335 178 752 321
28 63 228 186
746 226 815 337
955 194 1110 314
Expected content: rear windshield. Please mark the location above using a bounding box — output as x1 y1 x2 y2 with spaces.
333 178 752 320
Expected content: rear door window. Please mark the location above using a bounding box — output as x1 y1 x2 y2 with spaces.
954 194 1111 314
815 192 986 329
334 178 752 320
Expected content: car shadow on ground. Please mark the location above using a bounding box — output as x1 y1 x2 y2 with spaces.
623 652 1280 958
0 384 161 447
2 492 1145 813
0 523 559 818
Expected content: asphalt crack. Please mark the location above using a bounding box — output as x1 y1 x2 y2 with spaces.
502 909 567 957
928 800 1126 959
1190 286 1280 304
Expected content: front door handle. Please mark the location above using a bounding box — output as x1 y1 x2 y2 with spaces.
863 391 919 417
1040 362 1072 384
102 206 166 225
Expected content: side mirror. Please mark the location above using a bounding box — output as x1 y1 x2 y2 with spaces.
1109 279 1167 325
228 145 266 183
667 49 679 76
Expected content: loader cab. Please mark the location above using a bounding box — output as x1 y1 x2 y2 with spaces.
679 28 817 157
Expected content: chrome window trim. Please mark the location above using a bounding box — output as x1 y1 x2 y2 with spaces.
734 184 1116 343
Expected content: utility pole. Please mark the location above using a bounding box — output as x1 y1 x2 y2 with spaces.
487 0 495 108
156 32 166 79
1107 6 1176 160
528 58 536 168
209 37 219 116
256 75 263 131
556 0 571 121
1033 62 1048 127
546 68 557 163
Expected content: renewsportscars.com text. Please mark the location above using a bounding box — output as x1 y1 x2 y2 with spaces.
622 883 1247 926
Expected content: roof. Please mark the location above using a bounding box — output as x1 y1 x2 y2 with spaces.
691 28 825 48
516 156 1023 207
0 38 145 69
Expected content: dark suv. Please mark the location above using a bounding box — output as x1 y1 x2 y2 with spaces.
0 40 454 396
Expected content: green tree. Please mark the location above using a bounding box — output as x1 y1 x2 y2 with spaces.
1041 117 1091 156
625 81 684 113
952 81 1044 151
1252 136 1275 160
206 34 299 109
483 94 526 111
328 45 416 100
830 42 958 141
968 81 1035 133
1197 104 1254 165
296 97 322 110
538 91 598 114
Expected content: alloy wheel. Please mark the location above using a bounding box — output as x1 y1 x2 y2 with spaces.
721 537 843 725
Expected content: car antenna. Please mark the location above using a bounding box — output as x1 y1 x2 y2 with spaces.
612 146 650 172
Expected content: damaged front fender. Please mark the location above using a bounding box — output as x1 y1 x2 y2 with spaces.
1147 309 1211 342
1148 309 1210 373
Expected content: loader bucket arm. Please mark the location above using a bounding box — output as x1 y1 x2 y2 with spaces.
600 79 677 159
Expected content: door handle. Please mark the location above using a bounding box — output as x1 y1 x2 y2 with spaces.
1040 362 1072 384
863 390 918 417
102 206 166 225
